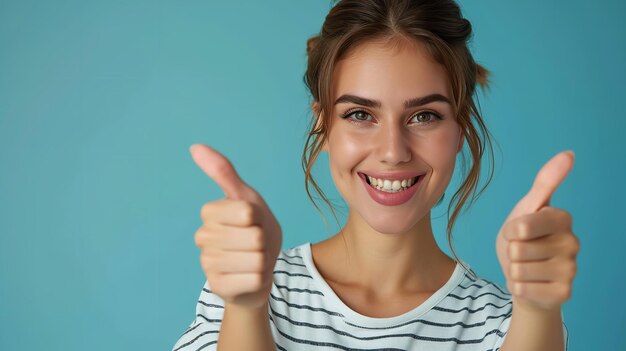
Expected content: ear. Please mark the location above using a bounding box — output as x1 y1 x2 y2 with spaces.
311 101 329 153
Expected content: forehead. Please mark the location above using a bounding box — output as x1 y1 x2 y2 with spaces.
332 38 451 105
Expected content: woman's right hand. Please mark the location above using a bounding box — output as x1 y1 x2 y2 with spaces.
189 144 283 310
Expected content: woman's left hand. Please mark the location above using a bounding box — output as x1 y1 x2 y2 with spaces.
495 151 580 312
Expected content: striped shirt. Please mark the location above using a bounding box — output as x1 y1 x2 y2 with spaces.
173 242 569 350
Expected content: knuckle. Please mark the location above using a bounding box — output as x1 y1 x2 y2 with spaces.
210 274 226 294
201 252 220 272
195 228 215 248
559 284 572 300
200 202 214 221
194 229 203 247
546 206 559 215
516 220 530 239
561 209 573 226
253 252 265 271
569 234 581 253
239 201 256 225
567 263 577 280
509 242 524 261
206 272 219 288
510 262 523 280
200 254 211 271
251 273 265 290
249 225 265 250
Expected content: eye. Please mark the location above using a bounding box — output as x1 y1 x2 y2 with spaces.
341 108 443 125
341 109 373 123
409 111 443 125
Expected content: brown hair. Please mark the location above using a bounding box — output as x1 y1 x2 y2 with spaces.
301 0 498 277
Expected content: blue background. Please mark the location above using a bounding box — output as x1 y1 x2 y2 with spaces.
1 1 624 350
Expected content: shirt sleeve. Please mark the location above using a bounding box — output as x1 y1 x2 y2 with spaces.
171 280 225 351
491 310 569 351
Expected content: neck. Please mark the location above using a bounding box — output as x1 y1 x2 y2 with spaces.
327 208 455 296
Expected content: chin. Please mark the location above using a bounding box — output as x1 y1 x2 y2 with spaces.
361 209 426 235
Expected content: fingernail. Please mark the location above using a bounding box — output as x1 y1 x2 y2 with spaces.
568 150 575 160
189 144 196 153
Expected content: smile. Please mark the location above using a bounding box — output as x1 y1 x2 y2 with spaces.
358 172 424 206
364 174 420 192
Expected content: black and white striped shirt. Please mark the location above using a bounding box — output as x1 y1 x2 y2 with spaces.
173 242 569 350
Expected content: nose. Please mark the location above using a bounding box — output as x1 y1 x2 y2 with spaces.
374 121 412 166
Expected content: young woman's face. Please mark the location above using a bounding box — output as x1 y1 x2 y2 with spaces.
322 38 464 234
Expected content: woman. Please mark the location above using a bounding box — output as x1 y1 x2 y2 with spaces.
174 0 578 350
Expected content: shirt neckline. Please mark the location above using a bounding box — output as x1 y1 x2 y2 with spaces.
297 242 469 327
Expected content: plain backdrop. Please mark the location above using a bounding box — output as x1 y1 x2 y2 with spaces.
1 1 624 350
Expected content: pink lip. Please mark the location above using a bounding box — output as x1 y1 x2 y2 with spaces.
358 172 424 206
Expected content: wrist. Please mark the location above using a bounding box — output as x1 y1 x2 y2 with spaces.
225 300 269 315
513 296 562 317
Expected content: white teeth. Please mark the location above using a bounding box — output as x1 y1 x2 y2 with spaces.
365 174 419 193
383 179 392 190
367 176 378 186
391 180 401 191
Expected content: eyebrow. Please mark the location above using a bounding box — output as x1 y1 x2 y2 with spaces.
334 93 451 109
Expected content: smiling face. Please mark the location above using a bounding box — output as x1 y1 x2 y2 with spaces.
320 37 464 234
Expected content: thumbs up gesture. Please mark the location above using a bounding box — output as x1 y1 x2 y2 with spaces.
496 151 580 312
189 144 283 310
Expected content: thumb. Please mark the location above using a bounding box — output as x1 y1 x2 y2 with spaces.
505 150 575 222
189 144 250 200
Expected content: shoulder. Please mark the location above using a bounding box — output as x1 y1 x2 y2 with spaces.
431 265 514 348
454 268 512 302
276 243 308 265
270 243 328 305
273 243 314 282
439 263 513 325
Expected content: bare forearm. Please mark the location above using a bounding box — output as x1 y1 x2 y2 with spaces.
501 302 564 351
217 302 276 351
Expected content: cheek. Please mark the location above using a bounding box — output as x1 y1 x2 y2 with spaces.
327 129 368 199
420 128 461 177
327 129 366 170
331 128 365 151
422 134 457 161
